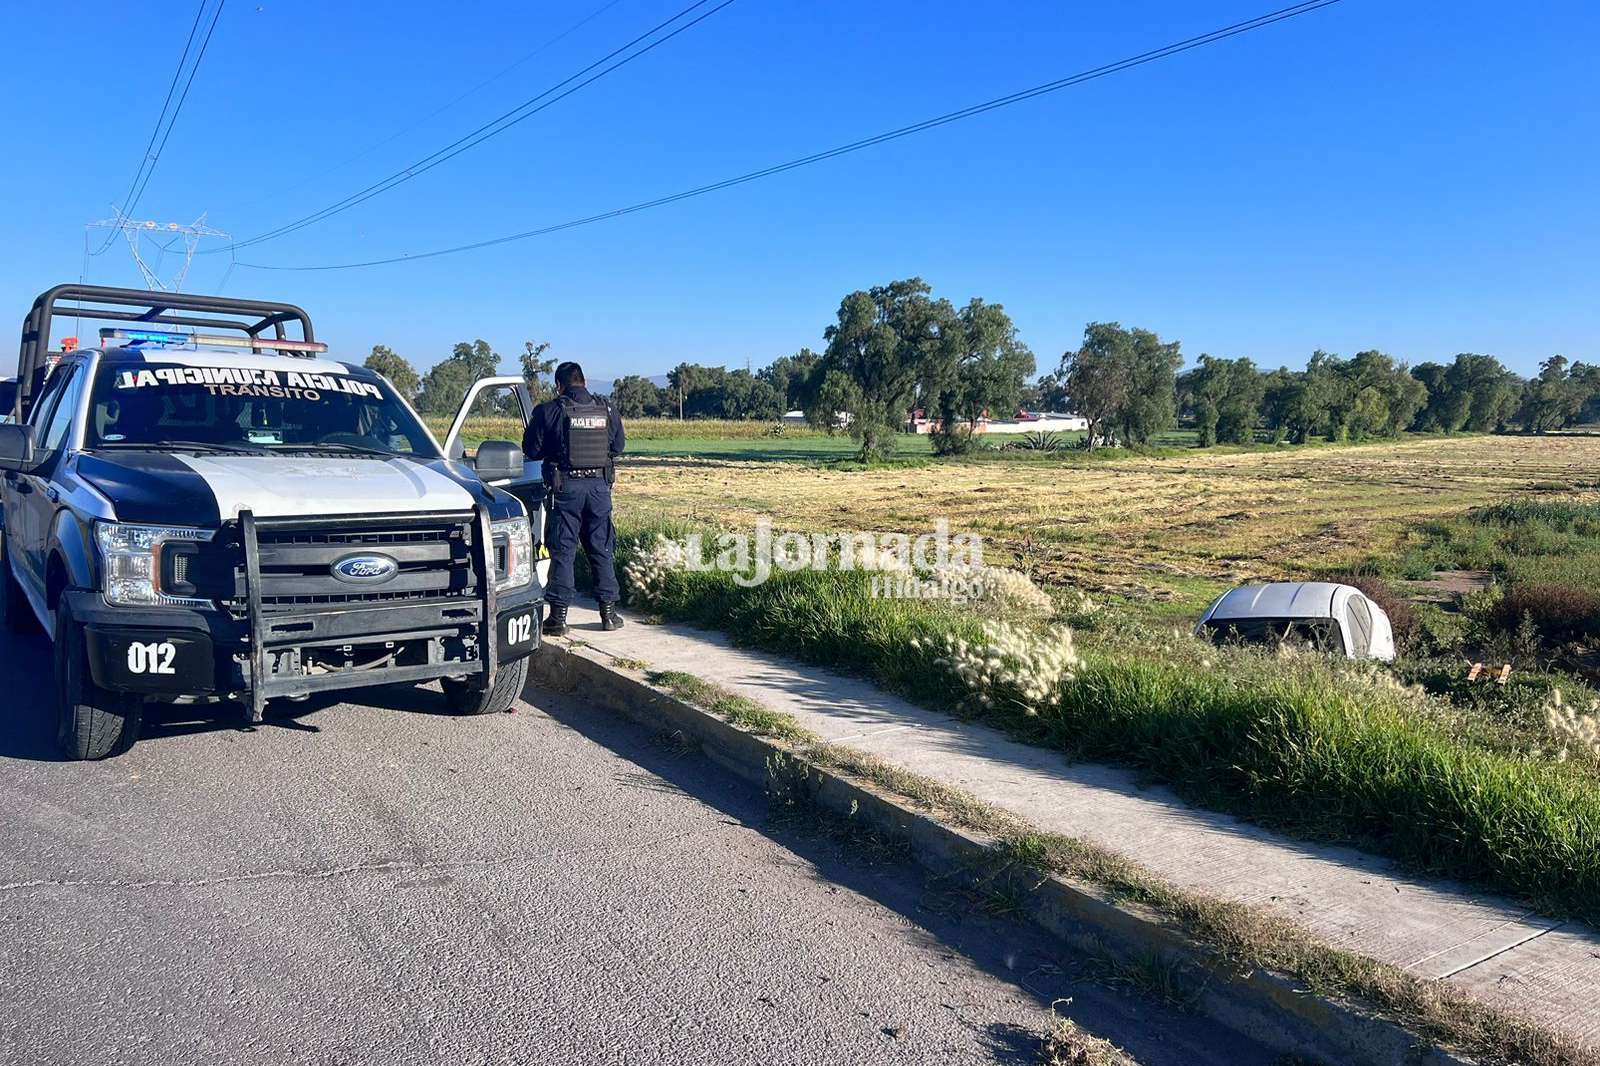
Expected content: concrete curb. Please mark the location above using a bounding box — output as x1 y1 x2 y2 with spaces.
527 638 1475 1066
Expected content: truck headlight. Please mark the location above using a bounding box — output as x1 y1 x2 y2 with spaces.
491 517 533 592
96 522 217 608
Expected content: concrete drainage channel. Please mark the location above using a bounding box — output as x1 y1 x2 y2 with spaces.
527 638 1475 1066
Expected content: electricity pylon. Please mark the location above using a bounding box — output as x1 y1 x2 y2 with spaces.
85 211 231 292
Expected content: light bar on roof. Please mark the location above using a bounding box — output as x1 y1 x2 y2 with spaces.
98 328 328 354
185 333 329 354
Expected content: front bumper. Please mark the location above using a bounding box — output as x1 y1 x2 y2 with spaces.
72 584 541 702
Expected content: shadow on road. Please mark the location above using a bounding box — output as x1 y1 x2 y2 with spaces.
0 625 58 762
532 684 1272 1066
137 681 459 746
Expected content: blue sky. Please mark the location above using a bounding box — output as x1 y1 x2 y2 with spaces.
3 0 1595 380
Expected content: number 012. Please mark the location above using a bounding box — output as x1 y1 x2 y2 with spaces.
127 641 177 675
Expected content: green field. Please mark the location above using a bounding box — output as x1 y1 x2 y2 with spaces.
627 434 931 460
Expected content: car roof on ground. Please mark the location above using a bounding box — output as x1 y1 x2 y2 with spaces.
93 346 372 380
1208 581 1349 620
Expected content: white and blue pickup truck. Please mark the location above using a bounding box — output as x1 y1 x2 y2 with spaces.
0 285 548 759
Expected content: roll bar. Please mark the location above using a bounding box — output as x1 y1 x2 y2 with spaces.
15 285 316 420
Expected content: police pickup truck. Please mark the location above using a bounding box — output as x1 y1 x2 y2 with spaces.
0 285 548 759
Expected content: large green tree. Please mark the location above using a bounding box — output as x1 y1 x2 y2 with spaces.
1029 368 1070 412
1058 323 1130 449
1343 350 1427 439
759 349 821 412
1056 322 1179 449
922 298 1035 452
1259 367 1299 443
809 278 960 461
1305 351 1355 440
520 340 557 404
1517 356 1589 433
722 368 783 420
1413 353 1518 433
666 362 713 420
1454 354 1521 432
1185 355 1264 446
363 345 419 405
1411 361 1455 431
610 375 668 418
1574 362 1600 425
1117 328 1182 446
417 339 502 415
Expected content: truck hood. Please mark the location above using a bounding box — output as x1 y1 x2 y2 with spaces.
77 451 483 524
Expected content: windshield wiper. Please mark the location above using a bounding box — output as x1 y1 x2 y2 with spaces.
99 440 267 454
270 442 399 459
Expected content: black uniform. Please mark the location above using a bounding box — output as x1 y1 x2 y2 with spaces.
523 386 626 607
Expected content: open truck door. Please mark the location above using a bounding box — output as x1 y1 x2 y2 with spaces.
443 377 548 586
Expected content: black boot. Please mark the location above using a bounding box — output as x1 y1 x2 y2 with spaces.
598 602 625 631
542 603 569 637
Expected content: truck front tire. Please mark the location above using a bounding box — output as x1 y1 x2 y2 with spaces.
55 607 142 760
441 654 529 716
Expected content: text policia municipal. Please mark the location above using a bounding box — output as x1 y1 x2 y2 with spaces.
114 366 384 401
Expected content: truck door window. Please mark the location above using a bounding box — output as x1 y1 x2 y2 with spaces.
26 364 72 433
39 366 85 460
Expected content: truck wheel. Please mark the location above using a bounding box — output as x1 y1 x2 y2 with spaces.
441 655 529 716
55 607 142 760
0 534 33 633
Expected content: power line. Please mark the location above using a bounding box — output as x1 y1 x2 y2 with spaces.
122 0 228 220
224 0 630 216
218 0 737 253
223 0 729 251
238 0 1343 274
90 0 209 254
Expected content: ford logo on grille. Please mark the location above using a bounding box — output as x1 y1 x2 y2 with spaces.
331 554 399 585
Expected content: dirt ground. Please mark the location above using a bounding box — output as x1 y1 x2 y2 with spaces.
614 434 1600 616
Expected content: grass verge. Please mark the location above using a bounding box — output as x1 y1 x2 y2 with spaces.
644 670 1592 1066
620 523 1600 923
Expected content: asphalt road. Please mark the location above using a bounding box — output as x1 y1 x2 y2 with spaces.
0 620 1270 1066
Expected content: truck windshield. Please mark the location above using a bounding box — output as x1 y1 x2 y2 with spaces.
85 361 440 457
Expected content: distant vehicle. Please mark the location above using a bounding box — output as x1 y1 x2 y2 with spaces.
1194 581 1396 661
0 379 14 424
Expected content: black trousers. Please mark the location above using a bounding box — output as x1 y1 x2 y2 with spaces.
543 478 619 606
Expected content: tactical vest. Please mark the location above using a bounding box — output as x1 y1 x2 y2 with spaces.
559 395 612 474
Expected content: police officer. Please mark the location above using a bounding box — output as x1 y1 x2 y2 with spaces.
524 362 627 636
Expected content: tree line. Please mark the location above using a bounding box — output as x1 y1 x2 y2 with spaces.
1047 336 1599 450
362 276 1599 460
365 339 557 416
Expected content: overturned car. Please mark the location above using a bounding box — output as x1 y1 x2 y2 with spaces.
1194 581 1396 661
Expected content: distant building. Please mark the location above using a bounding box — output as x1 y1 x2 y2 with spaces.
784 409 852 428
985 411 1089 434
905 409 1088 434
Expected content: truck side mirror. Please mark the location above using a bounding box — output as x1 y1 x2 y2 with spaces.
473 440 524 482
0 424 36 472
